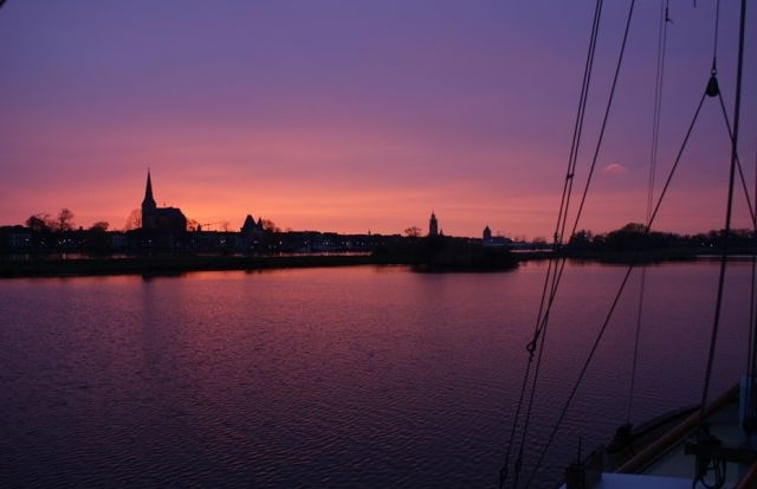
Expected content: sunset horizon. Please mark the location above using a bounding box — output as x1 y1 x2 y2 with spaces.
4 3 757 489
1 1 755 239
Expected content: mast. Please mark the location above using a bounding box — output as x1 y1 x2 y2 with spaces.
728 0 757 451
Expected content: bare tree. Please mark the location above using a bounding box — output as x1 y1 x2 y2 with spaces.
404 226 421 238
124 209 142 230
261 219 280 232
56 208 74 232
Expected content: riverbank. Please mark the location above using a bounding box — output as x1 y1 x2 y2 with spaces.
1 248 754 278
0 254 387 278
0 252 522 278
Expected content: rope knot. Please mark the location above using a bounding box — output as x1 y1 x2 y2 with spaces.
526 330 540 358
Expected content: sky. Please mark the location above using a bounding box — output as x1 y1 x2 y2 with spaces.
0 1 755 238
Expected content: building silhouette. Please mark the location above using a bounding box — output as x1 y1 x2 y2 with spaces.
428 212 438 237
483 225 492 243
241 214 264 234
141 171 187 233
239 214 264 249
482 225 513 248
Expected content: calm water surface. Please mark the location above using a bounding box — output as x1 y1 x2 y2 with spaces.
0 261 752 488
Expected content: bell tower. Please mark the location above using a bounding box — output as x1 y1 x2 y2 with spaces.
428 212 438 237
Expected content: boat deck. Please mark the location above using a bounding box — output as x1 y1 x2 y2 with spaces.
557 384 756 489
642 402 744 485
574 473 724 489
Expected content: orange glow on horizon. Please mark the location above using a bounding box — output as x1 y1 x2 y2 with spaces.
2 2 754 240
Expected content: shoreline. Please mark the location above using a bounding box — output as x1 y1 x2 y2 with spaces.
0 254 389 279
0 249 754 279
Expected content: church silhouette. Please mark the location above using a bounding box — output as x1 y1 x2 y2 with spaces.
140 171 187 234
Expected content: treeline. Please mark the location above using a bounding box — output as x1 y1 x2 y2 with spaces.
567 222 755 252
1 209 113 254
24 208 109 233
3 212 756 258
374 234 518 271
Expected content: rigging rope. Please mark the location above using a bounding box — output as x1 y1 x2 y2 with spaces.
569 0 636 245
505 1 748 486
749 141 757 428
711 0 721 73
705 1 757 430
750 142 757 426
627 0 671 427
515 0 642 484
715 93 756 227
697 0 747 426
524 87 709 489
514 0 638 484
499 3 604 487
752 141 757 381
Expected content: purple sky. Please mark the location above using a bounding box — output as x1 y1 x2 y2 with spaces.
0 1 755 237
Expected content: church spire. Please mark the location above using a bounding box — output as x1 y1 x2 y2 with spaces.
428 211 438 237
142 170 156 209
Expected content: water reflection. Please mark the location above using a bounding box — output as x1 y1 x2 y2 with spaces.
0 262 751 488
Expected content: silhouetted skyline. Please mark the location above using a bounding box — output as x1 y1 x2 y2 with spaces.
0 2 755 238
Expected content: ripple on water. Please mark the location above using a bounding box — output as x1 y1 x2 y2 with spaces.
0 264 750 488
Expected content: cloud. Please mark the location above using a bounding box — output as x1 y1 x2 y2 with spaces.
603 162 628 175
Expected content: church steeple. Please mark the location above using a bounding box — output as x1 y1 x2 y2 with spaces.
142 170 156 210
428 211 438 237
137 170 186 233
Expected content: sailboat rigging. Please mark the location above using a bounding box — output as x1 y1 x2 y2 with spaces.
500 0 755 488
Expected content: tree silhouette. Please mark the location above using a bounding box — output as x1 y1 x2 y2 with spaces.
261 219 280 232
26 214 52 233
56 208 74 232
404 226 421 238
124 209 142 230
89 221 109 232
186 218 200 231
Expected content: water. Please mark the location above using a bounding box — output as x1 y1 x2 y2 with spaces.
0 260 752 488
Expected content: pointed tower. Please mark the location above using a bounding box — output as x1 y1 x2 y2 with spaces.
483 225 492 243
142 171 156 210
241 214 256 232
428 212 438 237
141 171 157 230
